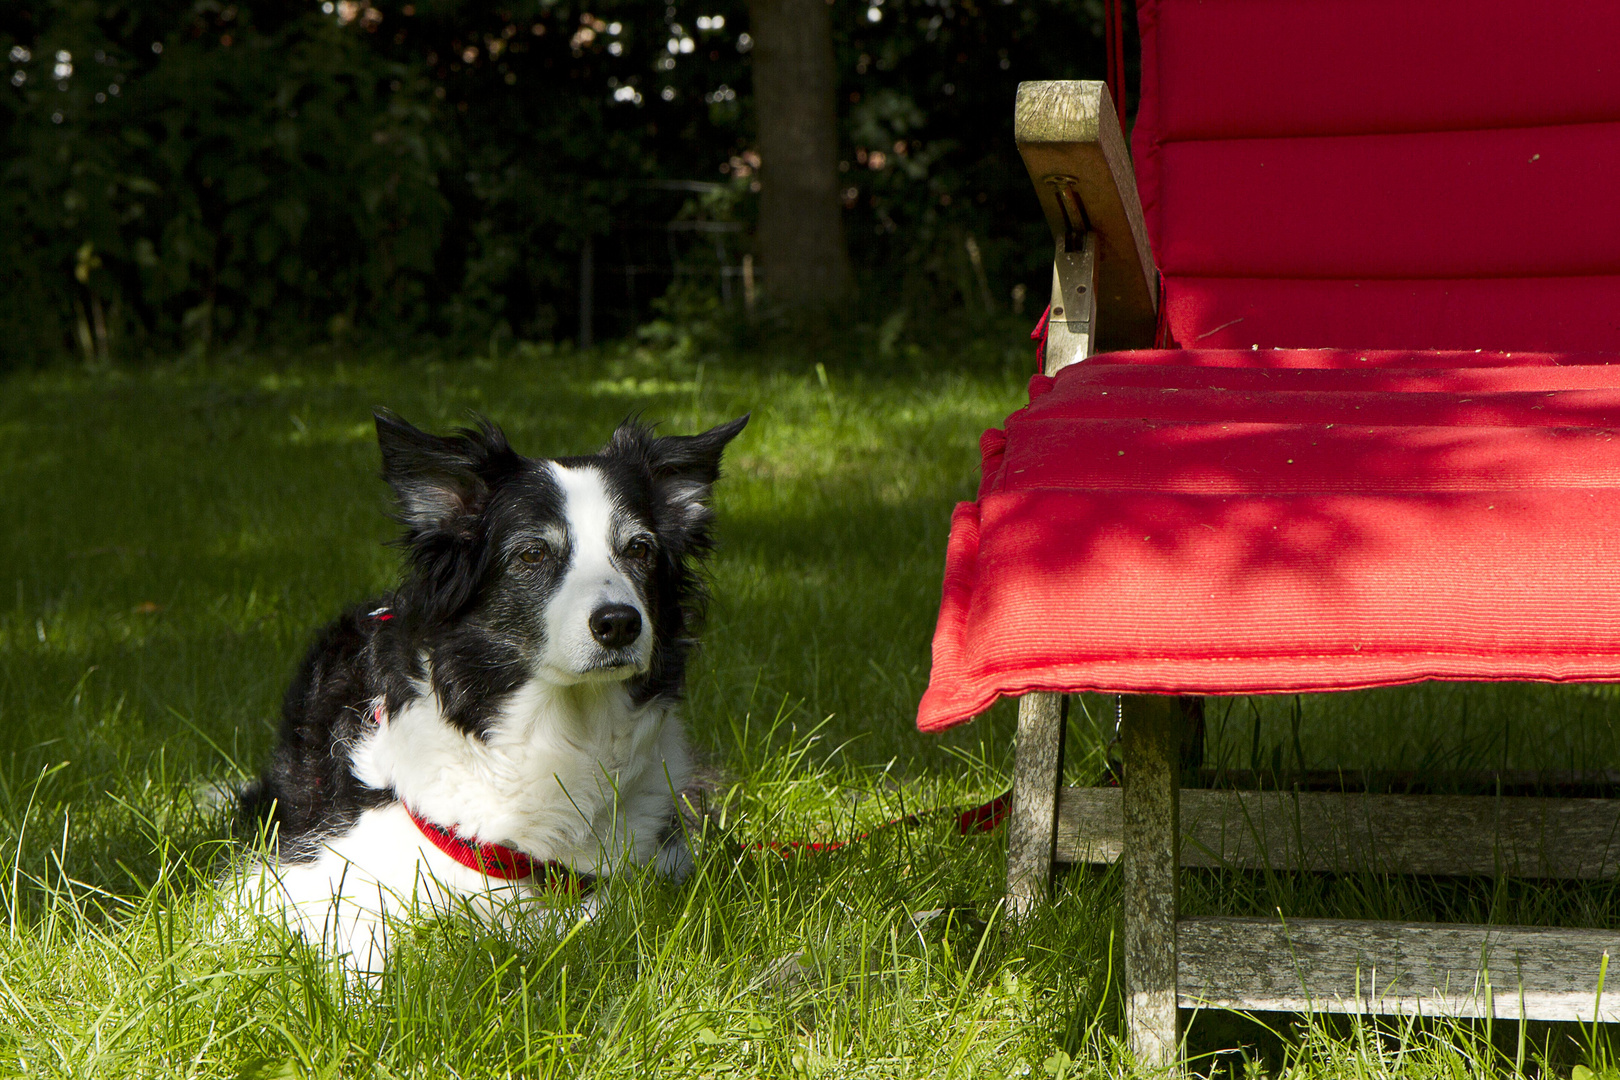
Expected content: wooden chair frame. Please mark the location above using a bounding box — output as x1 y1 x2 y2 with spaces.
1007 80 1620 1070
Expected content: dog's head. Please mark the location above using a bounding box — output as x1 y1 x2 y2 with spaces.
374 411 747 720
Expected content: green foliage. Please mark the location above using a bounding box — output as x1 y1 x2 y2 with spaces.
829 0 1112 313
2 1 452 362
1 0 1103 364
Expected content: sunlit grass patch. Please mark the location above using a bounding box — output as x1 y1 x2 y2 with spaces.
3 334 1620 1077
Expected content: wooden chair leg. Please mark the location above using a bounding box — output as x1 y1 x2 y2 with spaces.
1007 692 1067 919
1121 694 1182 1069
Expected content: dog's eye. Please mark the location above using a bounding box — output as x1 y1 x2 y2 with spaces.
517 544 551 565
623 538 655 562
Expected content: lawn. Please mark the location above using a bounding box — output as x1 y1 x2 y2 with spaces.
3 329 1620 1078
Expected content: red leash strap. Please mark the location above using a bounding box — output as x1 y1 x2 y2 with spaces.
753 791 1012 857
1032 304 1051 374
407 786 1010 881
1104 0 1128 131
1153 270 1175 348
955 792 1013 833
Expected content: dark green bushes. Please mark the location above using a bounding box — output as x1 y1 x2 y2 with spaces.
0 0 1104 365
3 2 453 362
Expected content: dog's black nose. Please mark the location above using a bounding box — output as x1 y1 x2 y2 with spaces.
589 604 642 649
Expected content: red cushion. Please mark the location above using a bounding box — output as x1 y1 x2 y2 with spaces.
1159 277 1620 352
1131 0 1620 351
917 351 1620 732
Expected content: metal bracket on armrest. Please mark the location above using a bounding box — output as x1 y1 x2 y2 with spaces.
1045 235 1097 375
1017 80 1158 355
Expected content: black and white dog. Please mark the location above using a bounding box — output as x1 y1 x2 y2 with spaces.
238 409 746 968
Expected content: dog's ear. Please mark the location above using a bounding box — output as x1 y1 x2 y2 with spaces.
617 414 748 531
375 410 510 531
650 414 748 545
647 414 748 483
375 410 520 623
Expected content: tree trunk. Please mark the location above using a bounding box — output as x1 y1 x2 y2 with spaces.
747 0 853 308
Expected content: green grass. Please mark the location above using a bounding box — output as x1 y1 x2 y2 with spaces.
2 332 1620 1077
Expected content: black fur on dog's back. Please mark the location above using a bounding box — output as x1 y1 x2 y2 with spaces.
238 605 396 862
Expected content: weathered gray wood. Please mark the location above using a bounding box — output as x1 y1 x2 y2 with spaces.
1121 694 1182 1068
1180 917 1620 1021
1044 234 1098 374
1189 768 1620 797
1006 692 1067 920
1053 787 1620 878
1015 80 1157 352
1058 786 1127 865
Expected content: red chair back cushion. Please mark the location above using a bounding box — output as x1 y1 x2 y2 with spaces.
1132 0 1620 352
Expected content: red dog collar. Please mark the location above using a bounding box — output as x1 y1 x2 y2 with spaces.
406 805 585 892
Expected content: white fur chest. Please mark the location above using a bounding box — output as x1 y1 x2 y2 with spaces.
351 672 691 875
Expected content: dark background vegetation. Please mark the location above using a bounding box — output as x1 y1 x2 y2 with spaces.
1 0 1107 366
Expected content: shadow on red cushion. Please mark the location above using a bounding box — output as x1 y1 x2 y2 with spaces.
919 352 1620 732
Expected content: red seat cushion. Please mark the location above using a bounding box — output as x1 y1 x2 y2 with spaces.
1132 0 1620 352
917 351 1620 732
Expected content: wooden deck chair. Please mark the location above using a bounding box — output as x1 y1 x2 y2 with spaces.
918 0 1620 1066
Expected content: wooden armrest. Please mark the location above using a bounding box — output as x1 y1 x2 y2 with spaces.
1016 81 1158 352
